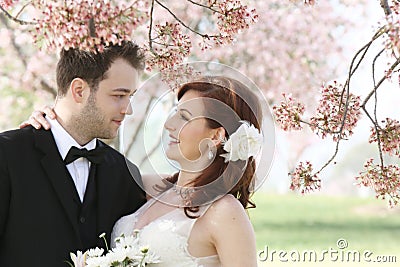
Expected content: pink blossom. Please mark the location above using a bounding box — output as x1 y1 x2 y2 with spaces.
288 0 317 6
2 0 344 91
190 0 348 103
31 0 148 53
369 118 400 157
144 0 257 71
145 22 191 72
0 0 15 9
290 161 321 194
214 0 258 46
273 93 305 131
384 1 400 57
309 81 362 141
21 0 258 72
356 159 400 207
159 64 202 92
304 0 316 5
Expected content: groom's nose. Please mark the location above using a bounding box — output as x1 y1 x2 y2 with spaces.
123 102 133 115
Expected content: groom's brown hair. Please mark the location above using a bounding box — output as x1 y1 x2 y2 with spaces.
56 41 145 97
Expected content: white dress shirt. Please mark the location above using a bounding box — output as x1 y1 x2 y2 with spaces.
47 117 97 202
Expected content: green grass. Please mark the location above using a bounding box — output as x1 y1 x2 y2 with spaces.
249 193 400 266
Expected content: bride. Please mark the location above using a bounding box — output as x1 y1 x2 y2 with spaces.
26 76 263 267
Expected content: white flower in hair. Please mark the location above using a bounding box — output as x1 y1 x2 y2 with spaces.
220 121 263 162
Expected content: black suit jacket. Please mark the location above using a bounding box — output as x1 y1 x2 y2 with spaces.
0 126 146 267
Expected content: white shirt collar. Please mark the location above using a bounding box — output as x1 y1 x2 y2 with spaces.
46 117 97 160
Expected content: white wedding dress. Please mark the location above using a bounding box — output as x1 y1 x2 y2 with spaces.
111 193 221 267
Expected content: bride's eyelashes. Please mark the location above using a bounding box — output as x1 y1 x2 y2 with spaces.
179 111 190 121
172 106 191 121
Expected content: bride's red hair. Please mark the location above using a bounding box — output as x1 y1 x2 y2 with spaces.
163 76 263 218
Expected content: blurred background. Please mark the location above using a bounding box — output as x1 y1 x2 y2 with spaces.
1 0 399 266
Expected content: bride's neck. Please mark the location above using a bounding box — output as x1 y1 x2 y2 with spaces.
176 171 201 187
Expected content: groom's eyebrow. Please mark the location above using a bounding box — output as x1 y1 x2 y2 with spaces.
113 88 137 95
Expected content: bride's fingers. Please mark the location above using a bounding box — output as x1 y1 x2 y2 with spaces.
19 120 32 129
19 115 43 130
31 110 51 130
42 105 56 119
19 105 56 130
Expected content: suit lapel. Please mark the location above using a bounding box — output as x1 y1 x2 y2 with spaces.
33 129 81 241
95 141 115 234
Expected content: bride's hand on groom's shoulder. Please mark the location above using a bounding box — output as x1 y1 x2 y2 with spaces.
19 105 56 130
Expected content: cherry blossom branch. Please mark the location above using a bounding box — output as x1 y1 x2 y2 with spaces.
1 0 257 73
273 25 391 195
0 4 35 25
313 133 342 178
371 48 386 167
186 0 222 15
307 27 390 176
108 1 143 21
338 29 381 130
148 0 155 51
361 56 400 107
154 0 219 39
274 0 400 204
15 1 32 18
361 54 400 168
313 47 365 175
380 0 392 16
296 119 342 135
347 27 386 80
313 27 394 177
306 53 362 176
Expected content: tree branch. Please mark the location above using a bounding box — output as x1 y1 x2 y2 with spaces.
15 1 33 19
345 26 386 83
186 0 222 14
361 56 400 107
315 136 341 176
0 4 35 25
380 0 392 16
311 27 388 176
148 0 155 51
372 48 386 167
154 0 219 38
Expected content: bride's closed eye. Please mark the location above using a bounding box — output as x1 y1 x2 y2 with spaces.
170 106 191 121
178 110 190 121
177 107 192 121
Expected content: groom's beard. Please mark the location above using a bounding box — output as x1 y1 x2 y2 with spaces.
72 93 115 143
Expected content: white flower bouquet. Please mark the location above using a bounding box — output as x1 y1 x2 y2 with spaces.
67 232 161 267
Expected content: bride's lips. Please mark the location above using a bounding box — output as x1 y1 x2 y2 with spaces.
168 134 180 145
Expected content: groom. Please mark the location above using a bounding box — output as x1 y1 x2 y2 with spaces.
0 41 147 267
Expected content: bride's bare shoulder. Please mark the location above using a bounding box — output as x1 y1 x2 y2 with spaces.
204 194 247 221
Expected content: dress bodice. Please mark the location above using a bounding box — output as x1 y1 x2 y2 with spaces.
111 196 221 267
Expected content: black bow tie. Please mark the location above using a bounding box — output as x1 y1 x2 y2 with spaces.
64 146 106 165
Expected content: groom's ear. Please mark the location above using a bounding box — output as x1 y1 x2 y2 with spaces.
70 78 90 104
